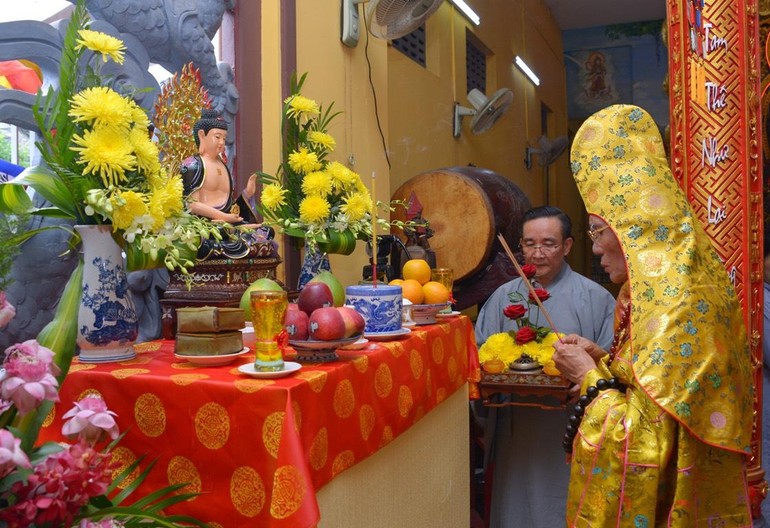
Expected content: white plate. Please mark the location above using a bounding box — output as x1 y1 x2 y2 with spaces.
364 327 412 341
238 361 301 378
436 311 461 318
402 321 417 328
338 337 369 350
289 335 361 350
174 347 250 367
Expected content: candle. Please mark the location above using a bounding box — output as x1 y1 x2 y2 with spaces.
371 171 377 287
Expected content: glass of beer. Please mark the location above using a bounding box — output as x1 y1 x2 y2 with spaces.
250 290 288 372
431 268 454 313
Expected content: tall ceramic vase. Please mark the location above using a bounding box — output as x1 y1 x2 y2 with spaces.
75 225 138 363
297 239 331 291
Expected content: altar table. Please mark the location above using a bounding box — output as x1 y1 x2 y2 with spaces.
40 316 477 528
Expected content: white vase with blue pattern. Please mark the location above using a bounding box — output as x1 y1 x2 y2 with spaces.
75 225 138 363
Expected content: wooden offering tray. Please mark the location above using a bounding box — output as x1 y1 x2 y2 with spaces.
479 368 571 409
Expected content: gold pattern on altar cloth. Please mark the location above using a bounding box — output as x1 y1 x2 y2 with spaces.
42 403 55 427
331 450 355 477
195 402 230 449
230 466 265 517
453 329 465 356
439 324 451 335
234 378 275 393
170 362 198 370
426 369 433 397
374 363 393 398
431 339 445 364
170 373 209 385
414 405 426 422
417 331 429 345
359 404 375 440
69 363 97 372
448 356 459 384
296 370 328 393
409 349 424 380
110 447 140 489
135 393 166 437
112 368 151 379
133 341 162 353
309 427 329 471
120 355 153 365
637 250 671 277
436 387 447 404
270 465 306 519
77 388 103 401
398 385 414 418
167 455 202 495
262 411 285 459
292 400 302 431
387 341 406 358
352 355 369 373
333 379 355 418
207 522 224 528
380 425 394 447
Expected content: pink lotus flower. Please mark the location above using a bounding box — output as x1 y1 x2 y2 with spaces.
0 440 115 527
0 428 31 478
0 291 15 329
1 340 60 415
62 395 119 443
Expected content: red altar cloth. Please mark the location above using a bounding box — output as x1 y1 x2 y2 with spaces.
39 316 476 528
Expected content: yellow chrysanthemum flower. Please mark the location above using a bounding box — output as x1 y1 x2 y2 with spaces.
301 171 333 197
284 95 319 120
129 101 151 130
69 87 134 129
299 195 330 224
341 192 371 221
72 125 136 187
129 126 160 174
326 161 357 191
261 184 288 211
478 331 562 367
308 131 336 151
288 147 321 175
75 29 125 64
110 190 147 230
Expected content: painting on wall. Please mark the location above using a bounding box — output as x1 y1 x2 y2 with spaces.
565 46 633 120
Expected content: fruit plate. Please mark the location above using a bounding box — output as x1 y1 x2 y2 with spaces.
289 335 361 350
174 347 250 367
435 310 461 319
411 303 451 325
364 327 412 341
237 361 301 379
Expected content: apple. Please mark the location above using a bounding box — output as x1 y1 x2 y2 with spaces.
336 306 365 338
308 307 346 341
284 308 309 340
288 303 299 311
297 281 334 316
309 271 345 307
240 277 283 320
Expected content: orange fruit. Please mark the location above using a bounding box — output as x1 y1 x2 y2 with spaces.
402 259 432 285
483 359 506 373
400 279 425 304
389 279 404 286
422 281 450 304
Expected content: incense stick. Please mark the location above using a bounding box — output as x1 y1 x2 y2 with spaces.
497 233 562 337
371 172 377 287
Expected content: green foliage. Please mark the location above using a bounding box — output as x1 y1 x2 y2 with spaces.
0 213 28 291
604 19 665 41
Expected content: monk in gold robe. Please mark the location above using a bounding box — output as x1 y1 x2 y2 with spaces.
553 104 753 527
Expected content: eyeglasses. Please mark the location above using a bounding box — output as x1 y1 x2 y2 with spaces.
587 224 610 242
519 240 562 254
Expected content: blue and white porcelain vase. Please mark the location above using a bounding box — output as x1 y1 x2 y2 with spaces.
297 239 331 291
75 225 138 363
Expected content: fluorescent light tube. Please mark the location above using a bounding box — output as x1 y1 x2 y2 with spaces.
450 0 480 26
515 56 540 86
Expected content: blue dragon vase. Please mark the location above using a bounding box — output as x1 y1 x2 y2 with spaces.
75 225 138 363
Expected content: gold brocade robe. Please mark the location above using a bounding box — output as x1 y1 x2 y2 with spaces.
567 286 751 527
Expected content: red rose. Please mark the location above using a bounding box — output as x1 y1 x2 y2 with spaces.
521 264 537 279
529 288 551 302
514 326 537 345
503 304 527 320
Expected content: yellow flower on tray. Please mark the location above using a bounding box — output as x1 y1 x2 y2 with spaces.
478 331 562 368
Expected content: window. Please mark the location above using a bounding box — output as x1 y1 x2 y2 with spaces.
466 32 489 94
393 25 426 67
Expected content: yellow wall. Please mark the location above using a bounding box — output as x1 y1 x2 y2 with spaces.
251 0 586 289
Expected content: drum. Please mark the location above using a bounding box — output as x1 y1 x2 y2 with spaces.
391 167 531 308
